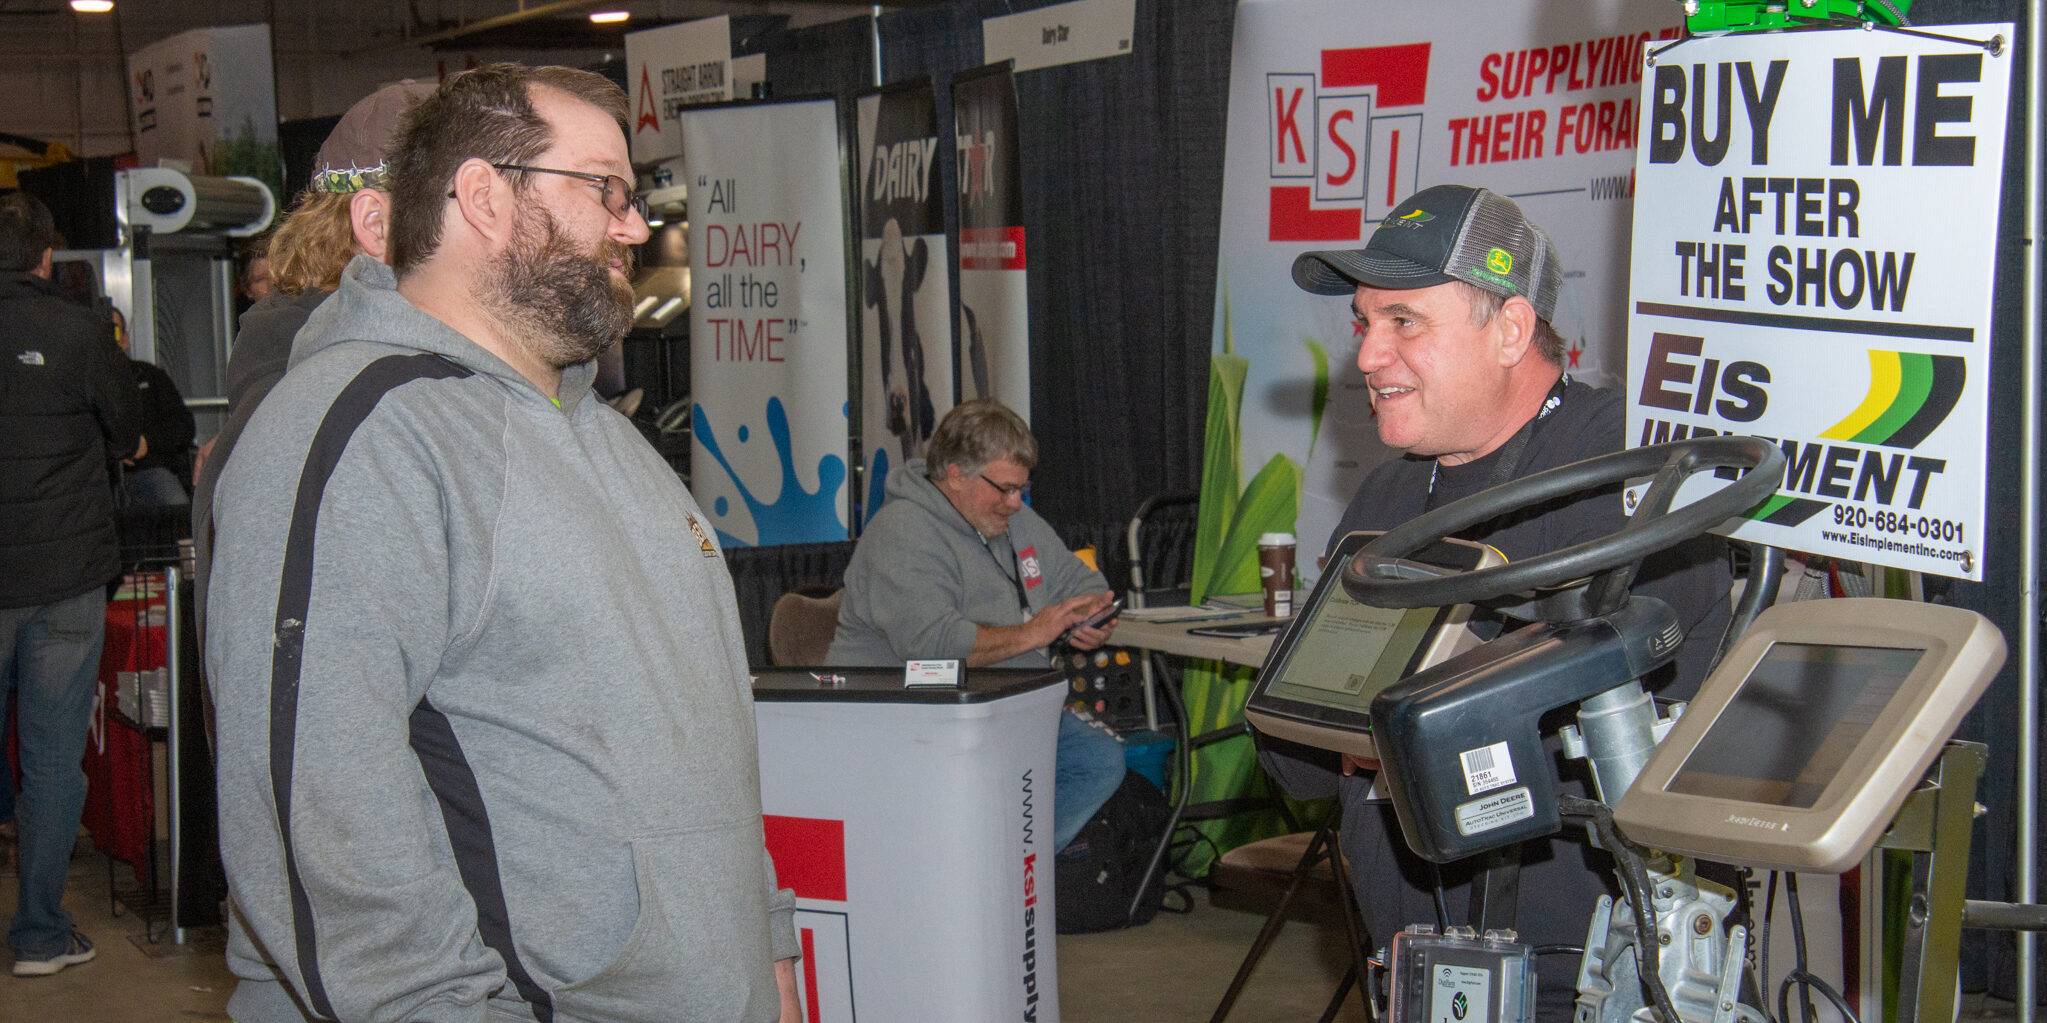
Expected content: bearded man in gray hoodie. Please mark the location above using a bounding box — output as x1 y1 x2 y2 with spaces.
208 64 799 1023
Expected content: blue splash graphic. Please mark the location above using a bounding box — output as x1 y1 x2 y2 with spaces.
695 397 848 547
864 448 891 528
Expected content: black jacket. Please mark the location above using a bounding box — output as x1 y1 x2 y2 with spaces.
191 287 322 632
128 357 196 484
0 271 141 608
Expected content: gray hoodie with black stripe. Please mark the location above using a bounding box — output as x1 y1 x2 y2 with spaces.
208 256 796 1023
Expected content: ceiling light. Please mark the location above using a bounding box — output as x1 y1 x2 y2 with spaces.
71 0 115 11
589 10 630 24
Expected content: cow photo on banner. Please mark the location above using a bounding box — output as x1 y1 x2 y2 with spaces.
680 96 853 547
952 62 1030 418
1208 0 1683 580
1624 23 2013 581
856 80 956 522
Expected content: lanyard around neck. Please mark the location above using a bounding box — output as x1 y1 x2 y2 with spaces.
986 535 1030 612
1427 374 1570 505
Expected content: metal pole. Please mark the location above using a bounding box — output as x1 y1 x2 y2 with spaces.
2018 4 2043 1018
872 5 883 87
165 564 186 945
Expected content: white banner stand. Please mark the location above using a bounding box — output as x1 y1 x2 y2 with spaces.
755 668 1066 1023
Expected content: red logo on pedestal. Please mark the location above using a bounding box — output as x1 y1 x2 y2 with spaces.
764 815 854 1023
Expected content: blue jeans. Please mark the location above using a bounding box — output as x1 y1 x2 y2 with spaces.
1054 710 1127 850
1 694 14 825
0 590 105 957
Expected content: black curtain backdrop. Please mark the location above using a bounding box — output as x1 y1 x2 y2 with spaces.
723 2 1230 656
728 540 859 668
872 0 1233 591
1909 0 2033 996
760 14 877 98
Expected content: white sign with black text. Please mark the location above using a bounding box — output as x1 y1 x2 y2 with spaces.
982 0 1134 73
626 15 732 164
1624 25 2013 581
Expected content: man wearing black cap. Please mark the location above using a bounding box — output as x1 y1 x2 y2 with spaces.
1261 184 1731 1021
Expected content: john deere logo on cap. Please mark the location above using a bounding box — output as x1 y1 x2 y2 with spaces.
1383 207 1435 231
1486 248 1513 274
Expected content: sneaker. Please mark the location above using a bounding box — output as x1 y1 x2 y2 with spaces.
12 931 96 977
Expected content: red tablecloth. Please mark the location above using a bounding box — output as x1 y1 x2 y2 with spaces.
80 595 163 883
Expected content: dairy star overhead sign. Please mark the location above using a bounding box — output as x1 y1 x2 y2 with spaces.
1624 24 2013 581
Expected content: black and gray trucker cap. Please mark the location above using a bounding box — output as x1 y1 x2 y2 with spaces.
1291 184 1563 322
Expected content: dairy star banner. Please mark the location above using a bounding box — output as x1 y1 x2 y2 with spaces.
1624 25 2012 582
951 63 1031 417
856 81 956 522
1210 0 1681 576
681 97 852 546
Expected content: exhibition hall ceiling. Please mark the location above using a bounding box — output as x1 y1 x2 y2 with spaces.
0 0 935 56
1 0 934 154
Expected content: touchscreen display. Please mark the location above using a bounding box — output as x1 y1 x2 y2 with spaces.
1667 642 1924 808
1260 575 1441 712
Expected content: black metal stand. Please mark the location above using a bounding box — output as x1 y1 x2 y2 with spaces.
1208 813 1375 1023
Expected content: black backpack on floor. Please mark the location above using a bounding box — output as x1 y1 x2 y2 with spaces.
1055 770 1171 933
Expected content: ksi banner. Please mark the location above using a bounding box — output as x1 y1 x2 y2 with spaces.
681 97 852 546
951 63 1030 418
1623 24 2013 581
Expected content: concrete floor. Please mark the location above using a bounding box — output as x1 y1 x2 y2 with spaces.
0 840 1367 1023
0 840 2025 1022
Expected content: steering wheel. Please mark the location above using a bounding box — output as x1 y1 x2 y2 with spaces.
1342 436 1785 611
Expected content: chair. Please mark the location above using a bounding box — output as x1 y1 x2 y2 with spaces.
1123 492 1201 730
1121 492 1306 930
767 585 843 665
1125 491 1201 612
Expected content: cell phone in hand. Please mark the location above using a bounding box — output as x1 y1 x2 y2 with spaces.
1058 597 1123 645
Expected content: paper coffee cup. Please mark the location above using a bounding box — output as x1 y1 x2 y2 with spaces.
1258 532 1297 617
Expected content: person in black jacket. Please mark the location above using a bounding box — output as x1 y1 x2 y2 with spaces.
109 307 196 505
0 190 141 976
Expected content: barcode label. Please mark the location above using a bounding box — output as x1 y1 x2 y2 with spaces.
1461 741 1516 795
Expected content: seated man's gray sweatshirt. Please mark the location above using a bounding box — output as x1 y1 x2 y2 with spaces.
827 458 1105 669
208 256 797 1023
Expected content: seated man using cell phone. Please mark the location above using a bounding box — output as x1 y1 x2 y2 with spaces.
829 398 1127 850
